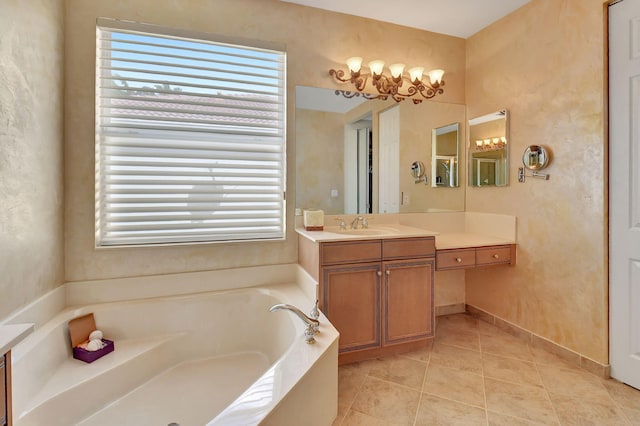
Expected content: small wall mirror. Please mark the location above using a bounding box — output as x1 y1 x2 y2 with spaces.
411 161 426 182
468 109 509 187
431 123 459 187
522 145 549 170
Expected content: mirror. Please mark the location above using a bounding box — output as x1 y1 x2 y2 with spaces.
468 109 509 187
522 145 549 170
295 86 466 214
411 161 426 182
431 123 459 187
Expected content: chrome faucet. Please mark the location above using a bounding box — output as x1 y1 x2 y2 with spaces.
350 216 363 229
270 303 320 344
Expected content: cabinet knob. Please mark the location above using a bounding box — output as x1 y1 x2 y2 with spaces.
386 270 390 276
377 271 382 276
493 254 500 259
455 257 462 263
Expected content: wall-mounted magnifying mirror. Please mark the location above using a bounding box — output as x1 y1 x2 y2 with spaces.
518 144 551 182
468 109 509 187
432 122 459 187
411 161 426 183
522 145 549 170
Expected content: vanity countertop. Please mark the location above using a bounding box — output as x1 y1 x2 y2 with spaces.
296 224 439 243
0 323 35 355
435 232 515 250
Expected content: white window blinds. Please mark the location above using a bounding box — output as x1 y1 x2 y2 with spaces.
95 19 286 247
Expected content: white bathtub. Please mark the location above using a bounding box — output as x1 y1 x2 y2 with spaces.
10 268 338 426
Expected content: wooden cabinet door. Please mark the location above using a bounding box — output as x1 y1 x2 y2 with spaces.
322 263 381 353
383 259 434 346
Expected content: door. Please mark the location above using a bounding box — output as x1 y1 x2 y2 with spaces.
323 263 381 352
610 0 640 389
383 259 434 345
378 106 400 213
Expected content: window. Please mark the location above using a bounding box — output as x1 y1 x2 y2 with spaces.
95 19 286 247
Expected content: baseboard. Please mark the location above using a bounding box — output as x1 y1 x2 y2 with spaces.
465 304 610 379
436 303 466 317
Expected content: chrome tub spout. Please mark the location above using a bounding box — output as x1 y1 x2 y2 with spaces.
270 303 320 344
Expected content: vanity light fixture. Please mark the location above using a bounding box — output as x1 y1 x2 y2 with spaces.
329 57 445 104
475 136 507 151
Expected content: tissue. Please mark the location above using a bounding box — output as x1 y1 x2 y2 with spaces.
303 210 324 231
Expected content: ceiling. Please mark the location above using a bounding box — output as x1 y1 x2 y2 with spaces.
280 0 531 39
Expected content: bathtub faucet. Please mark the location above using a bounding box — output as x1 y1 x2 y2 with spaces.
270 303 320 344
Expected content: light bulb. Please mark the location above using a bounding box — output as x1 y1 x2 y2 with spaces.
346 57 363 73
368 60 385 76
427 69 445 85
475 140 483 148
408 67 424 84
389 63 405 79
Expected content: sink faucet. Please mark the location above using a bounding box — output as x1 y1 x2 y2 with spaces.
270 303 320 344
350 216 363 229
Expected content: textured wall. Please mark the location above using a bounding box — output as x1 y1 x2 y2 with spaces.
0 0 65 319
64 0 465 281
464 0 608 363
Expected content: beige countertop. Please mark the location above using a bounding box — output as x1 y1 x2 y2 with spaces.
296 226 515 249
0 323 35 355
435 233 516 250
296 224 439 243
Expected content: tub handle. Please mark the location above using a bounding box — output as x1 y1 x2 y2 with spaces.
309 299 320 334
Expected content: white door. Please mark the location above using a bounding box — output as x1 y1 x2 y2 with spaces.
610 0 640 389
378 106 400 213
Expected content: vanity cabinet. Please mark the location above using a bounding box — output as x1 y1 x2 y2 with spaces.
436 244 515 270
300 236 435 363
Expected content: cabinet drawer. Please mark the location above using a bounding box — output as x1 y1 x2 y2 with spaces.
382 237 435 260
476 245 513 266
436 248 476 270
321 240 381 265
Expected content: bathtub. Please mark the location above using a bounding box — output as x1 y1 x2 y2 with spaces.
9 267 338 426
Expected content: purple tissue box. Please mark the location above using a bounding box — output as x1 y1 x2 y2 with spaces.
73 339 115 363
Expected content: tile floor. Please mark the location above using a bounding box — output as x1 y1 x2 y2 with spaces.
333 313 640 425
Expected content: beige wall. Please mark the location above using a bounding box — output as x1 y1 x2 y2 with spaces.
465 0 608 363
0 0 65 319
64 0 465 281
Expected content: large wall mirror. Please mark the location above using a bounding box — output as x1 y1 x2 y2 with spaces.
295 86 466 215
468 109 509 187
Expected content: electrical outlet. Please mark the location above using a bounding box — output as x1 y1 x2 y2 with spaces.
330 189 339 198
402 192 410 205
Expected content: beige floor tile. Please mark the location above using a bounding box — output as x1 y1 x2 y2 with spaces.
482 352 543 387
480 332 534 362
400 339 433 363
430 342 483 375
538 365 610 401
435 327 481 351
484 378 558 424
549 392 631 425
603 379 640 411
338 366 368 407
622 408 640 425
368 355 427 391
333 403 348 426
487 411 549 425
415 393 486 425
351 376 421 426
339 359 377 376
423 363 485 408
341 409 396 426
